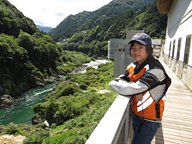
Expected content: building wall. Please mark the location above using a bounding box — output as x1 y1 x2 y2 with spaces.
114 47 126 77
108 39 126 60
112 30 143 77
164 0 192 90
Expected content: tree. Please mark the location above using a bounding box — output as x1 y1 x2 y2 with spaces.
18 32 36 51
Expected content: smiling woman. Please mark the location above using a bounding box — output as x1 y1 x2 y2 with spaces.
8 0 113 28
130 42 149 65
109 33 171 144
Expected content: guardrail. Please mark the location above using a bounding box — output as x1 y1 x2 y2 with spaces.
85 95 133 144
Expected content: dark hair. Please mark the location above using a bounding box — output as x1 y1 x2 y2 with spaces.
129 41 153 56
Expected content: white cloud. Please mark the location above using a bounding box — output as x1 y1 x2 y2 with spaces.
8 0 112 28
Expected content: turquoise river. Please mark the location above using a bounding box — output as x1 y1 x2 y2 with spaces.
0 82 57 126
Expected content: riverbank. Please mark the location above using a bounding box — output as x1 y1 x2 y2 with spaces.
29 61 116 143
0 60 116 144
0 61 116 144
70 60 111 74
0 82 57 126
0 75 63 108
0 50 93 108
0 60 111 126
83 60 111 70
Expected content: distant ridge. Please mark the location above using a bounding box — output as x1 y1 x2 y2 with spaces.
36 25 53 33
59 0 167 57
49 0 154 42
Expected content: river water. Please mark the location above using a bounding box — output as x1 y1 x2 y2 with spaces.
0 60 111 126
0 82 57 126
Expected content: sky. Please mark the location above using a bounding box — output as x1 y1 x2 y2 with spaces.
8 0 113 28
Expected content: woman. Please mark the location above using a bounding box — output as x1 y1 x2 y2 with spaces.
109 33 171 144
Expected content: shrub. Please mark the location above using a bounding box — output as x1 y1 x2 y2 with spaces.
79 82 88 90
34 123 47 129
48 81 81 99
6 124 18 134
42 130 78 144
50 123 57 129
23 131 50 144
89 88 96 92
64 119 77 129
84 92 100 103
63 135 86 144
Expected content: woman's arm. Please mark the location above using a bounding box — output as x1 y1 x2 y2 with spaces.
109 68 165 96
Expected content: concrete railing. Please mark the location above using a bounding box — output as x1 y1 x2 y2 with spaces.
85 95 133 144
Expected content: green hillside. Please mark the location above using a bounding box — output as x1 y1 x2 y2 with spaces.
49 0 154 42
60 0 167 57
49 11 94 42
0 0 37 37
0 0 92 104
0 62 117 144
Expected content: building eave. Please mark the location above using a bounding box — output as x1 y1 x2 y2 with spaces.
158 0 173 14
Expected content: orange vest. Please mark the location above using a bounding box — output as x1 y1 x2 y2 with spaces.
128 64 166 121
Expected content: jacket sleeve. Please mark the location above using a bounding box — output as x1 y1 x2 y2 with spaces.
117 69 130 81
109 68 166 96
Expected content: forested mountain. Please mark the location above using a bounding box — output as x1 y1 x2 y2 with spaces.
49 0 154 42
0 0 92 103
49 11 93 42
60 0 167 57
0 0 37 37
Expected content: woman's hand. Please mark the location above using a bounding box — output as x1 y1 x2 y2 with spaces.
135 94 143 102
114 77 121 81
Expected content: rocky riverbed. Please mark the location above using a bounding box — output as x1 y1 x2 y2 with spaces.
0 135 26 144
0 75 64 108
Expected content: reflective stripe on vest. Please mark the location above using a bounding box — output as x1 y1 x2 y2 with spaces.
137 91 153 112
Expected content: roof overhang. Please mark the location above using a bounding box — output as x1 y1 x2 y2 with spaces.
158 0 174 14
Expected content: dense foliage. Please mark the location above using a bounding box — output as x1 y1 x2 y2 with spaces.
49 0 153 42
49 11 94 42
23 131 50 144
60 0 167 57
31 62 117 143
0 30 92 98
0 0 37 37
0 62 118 144
0 0 92 100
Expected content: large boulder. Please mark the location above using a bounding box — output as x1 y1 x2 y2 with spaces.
44 76 57 84
32 117 44 124
31 113 45 125
45 75 63 84
0 95 15 108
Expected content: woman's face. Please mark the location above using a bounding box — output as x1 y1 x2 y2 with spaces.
130 42 148 65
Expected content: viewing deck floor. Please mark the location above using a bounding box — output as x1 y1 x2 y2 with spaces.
152 60 192 144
